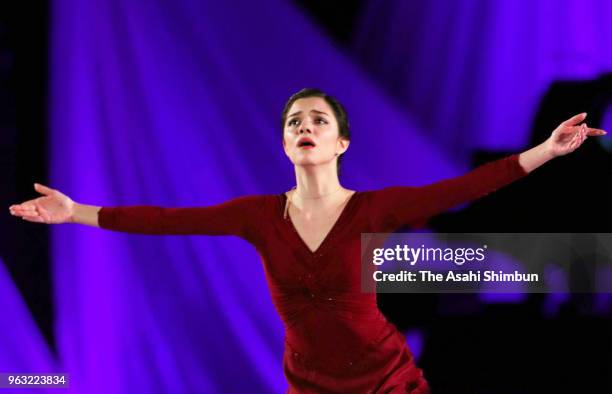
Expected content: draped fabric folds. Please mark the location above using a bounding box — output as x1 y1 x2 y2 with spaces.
3 0 605 392
46 0 458 392
0 257 59 391
352 0 612 164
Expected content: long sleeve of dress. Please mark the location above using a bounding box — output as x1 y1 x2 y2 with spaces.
97 195 265 242
370 153 529 231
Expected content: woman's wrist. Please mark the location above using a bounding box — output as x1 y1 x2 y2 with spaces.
69 201 81 224
70 202 102 227
518 142 556 173
541 139 558 160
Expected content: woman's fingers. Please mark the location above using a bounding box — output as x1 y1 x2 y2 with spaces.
9 199 39 216
10 210 39 220
34 183 55 196
9 197 45 212
9 204 35 212
10 206 38 215
579 124 587 142
586 127 607 136
568 136 580 151
19 200 37 208
562 112 588 127
9 201 55 223
9 202 37 212
550 117 606 157
9 207 49 223
566 126 584 150
562 124 605 141
11 209 38 216
21 215 45 223
565 125 581 139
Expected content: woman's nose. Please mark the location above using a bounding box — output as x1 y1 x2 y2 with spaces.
298 121 312 134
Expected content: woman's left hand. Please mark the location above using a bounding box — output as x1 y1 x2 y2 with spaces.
545 113 607 158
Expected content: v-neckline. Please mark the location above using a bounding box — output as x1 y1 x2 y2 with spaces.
282 191 359 256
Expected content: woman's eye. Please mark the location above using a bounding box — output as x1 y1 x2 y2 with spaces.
287 117 327 126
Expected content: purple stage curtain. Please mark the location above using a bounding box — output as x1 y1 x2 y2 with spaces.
0 257 58 394
353 0 612 164
47 0 457 392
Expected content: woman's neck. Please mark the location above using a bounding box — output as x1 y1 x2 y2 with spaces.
288 164 353 213
293 164 343 199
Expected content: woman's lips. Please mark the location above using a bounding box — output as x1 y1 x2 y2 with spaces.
297 137 316 148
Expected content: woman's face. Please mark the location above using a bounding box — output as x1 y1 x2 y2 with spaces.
283 97 349 168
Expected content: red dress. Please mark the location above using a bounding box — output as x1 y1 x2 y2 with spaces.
98 154 528 393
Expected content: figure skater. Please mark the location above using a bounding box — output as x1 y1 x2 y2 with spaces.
8 88 606 393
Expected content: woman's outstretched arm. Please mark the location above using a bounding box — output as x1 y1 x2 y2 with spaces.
8 184 265 241
370 113 607 231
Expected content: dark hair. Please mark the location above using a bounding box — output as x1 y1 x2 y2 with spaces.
281 88 351 176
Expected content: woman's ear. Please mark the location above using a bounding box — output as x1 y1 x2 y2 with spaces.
337 138 350 155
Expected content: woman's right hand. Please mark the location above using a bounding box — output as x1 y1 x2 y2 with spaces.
8 183 76 224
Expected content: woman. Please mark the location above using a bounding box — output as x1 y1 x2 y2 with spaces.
8 88 606 393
